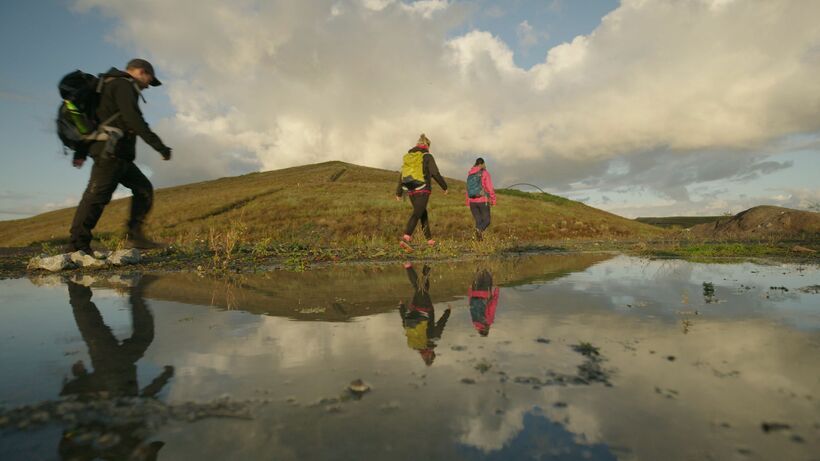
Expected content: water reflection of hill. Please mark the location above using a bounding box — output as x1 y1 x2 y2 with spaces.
138 253 612 320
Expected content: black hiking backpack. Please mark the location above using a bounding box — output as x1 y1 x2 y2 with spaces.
56 70 119 155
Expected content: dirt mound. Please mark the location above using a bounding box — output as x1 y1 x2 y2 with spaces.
690 206 820 240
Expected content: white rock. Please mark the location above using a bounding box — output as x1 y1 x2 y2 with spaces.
107 274 139 287
28 274 65 287
27 254 74 272
70 275 98 287
93 250 112 259
69 251 109 268
109 249 141 266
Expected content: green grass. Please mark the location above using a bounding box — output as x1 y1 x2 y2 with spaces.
496 188 574 206
0 160 662 249
635 242 814 260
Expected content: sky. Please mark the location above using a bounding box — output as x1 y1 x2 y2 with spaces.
1 0 818 221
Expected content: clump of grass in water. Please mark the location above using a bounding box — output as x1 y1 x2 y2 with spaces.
703 282 716 303
571 342 600 357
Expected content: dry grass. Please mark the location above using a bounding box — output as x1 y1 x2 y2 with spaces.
0 161 663 248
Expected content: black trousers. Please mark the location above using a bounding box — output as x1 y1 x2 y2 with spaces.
470 202 491 232
404 193 432 239
69 156 153 249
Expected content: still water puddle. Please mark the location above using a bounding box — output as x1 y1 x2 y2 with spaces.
0 254 818 460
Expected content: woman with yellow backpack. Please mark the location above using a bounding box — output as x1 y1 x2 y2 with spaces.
395 134 448 251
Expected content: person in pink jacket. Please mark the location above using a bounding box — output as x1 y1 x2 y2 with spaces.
465 158 497 240
469 268 500 337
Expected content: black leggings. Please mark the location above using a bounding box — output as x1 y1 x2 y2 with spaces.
404 193 431 239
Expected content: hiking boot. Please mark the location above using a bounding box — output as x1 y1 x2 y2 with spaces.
125 230 165 250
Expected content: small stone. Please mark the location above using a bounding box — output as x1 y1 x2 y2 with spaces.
348 379 370 394
95 433 121 450
27 253 74 272
761 422 791 433
108 249 141 265
536 338 551 344
460 378 476 384
451 345 467 351
666 356 676 361
553 401 568 408
790 435 805 443
70 251 109 268
93 250 112 259
474 362 492 373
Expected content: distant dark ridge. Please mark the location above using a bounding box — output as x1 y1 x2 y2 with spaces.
636 216 722 229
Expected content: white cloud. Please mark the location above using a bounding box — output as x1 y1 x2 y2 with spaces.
400 0 448 18
73 0 820 210
41 196 77 213
516 20 539 49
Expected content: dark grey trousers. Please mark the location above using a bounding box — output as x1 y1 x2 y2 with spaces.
470 202 491 232
69 156 153 250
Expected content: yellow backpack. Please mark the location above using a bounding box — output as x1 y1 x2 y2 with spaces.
405 320 429 350
401 151 426 190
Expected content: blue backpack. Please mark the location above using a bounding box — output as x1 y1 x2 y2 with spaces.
467 171 485 198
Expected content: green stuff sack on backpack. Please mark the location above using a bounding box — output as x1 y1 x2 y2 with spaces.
56 70 121 157
401 151 426 191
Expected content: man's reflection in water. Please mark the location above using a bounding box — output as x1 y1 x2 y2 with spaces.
59 277 173 461
469 268 500 337
399 263 451 366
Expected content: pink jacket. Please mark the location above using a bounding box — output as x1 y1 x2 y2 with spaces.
468 287 500 330
465 167 497 206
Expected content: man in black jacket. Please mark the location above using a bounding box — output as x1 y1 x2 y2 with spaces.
69 59 172 253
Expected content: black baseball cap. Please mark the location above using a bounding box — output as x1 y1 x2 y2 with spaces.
126 58 162 86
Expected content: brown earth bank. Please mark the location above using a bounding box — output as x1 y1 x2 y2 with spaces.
689 206 820 240
28 253 611 321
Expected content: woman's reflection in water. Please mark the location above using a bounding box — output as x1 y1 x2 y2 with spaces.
399 263 451 366
469 268 499 337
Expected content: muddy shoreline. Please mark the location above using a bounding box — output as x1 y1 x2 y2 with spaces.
2 240 818 280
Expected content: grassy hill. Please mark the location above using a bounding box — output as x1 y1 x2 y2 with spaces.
0 161 662 249
690 206 820 240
